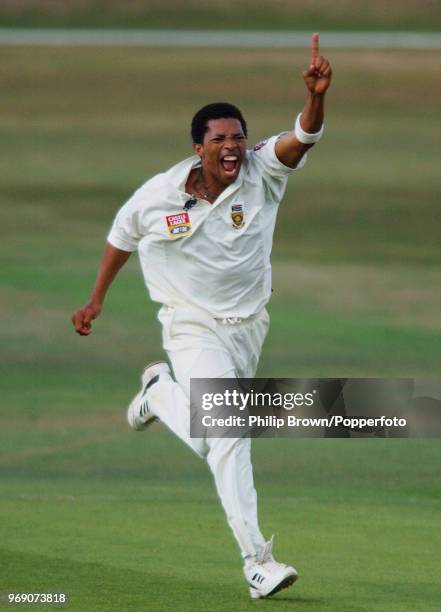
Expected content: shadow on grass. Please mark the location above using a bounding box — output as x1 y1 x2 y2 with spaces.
2 548 330 611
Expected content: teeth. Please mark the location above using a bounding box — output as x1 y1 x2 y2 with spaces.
223 156 237 161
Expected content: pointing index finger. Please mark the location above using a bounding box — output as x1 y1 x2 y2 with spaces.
311 32 319 63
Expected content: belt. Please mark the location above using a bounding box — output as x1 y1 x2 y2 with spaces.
164 305 260 326
215 314 257 325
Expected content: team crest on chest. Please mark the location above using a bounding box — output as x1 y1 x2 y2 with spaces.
166 212 192 238
231 203 245 230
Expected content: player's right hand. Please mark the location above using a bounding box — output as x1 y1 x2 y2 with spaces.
71 302 101 336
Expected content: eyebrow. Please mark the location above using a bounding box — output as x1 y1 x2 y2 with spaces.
211 133 245 138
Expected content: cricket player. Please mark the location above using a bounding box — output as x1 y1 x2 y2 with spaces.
72 34 332 598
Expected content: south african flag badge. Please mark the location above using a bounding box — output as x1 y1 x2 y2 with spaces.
231 203 245 230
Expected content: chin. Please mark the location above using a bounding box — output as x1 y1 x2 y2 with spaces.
220 167 241 184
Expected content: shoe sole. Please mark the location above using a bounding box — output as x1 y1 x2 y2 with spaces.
267 572 298 597
249 572 298 599
127 361 170 430
141 361 170 387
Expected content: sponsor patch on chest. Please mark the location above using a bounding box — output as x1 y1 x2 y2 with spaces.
231 203 245 230
165 212 192 238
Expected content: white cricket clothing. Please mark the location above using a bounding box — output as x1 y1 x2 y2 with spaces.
146 303 270 558
114 135 307 561
107 135 306 318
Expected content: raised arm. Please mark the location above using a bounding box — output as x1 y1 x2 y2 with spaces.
71 242 131 336
275 33 332 168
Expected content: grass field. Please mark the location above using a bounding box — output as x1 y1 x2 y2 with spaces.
1 433 441 611
1 44 440 610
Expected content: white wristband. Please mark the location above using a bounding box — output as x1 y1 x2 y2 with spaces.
294 113 324 144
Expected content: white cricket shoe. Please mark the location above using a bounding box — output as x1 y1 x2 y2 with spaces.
126 361 171 431
244 536 298 599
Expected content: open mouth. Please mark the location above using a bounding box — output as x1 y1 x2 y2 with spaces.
221 155 240 176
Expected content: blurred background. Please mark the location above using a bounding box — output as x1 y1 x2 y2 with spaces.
1 2 440 610
0 0 440 30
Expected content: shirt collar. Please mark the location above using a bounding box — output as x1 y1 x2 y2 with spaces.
173 155 201 192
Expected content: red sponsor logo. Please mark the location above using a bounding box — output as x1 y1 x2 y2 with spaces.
166 212 190 227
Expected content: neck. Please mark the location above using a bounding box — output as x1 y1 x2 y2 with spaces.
197 168 222 200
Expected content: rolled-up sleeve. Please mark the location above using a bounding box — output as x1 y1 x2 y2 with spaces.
252 133 307 179
249 133 307 203
107 192 143 252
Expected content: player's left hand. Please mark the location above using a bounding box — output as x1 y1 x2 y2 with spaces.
303 33 332 95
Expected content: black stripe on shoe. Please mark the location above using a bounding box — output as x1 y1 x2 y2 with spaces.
141 374 160 396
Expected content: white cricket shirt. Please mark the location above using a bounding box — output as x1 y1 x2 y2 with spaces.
107 134 306 318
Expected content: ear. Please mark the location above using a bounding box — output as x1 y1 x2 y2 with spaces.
193 143 203 158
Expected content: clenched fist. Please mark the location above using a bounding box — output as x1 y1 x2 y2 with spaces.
71 301 101 336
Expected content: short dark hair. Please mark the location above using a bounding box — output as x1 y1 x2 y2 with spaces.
191 102 247 144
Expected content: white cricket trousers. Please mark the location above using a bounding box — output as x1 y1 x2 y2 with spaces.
145 304 269 559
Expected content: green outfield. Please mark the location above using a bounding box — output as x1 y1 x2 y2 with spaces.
1 44 440 610
2 432 441 611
